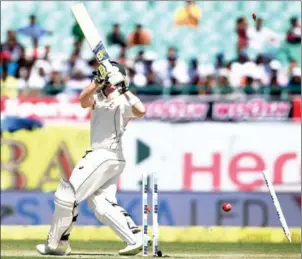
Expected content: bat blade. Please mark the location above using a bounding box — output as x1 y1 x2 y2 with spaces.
71 2 101 50
71 2 110 65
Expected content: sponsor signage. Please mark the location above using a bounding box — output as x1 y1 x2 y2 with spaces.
1 191 300 226
1 96 292 122
122 122 301 192
1 97 89 122
212 99 291 121
292 96 301 122
1 123 300 192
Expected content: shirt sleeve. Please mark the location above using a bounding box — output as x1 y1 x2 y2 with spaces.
17 26 30 34
123 97 136 118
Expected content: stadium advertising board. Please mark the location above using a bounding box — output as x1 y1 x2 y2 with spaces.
1 191 300 227
1 123 300 192
292 95 301 121
1 96 293 122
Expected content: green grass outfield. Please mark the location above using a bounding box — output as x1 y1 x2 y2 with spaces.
1 240 300 259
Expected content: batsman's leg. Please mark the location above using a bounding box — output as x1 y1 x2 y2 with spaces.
88 176 151 256
109 200 152 256
36 179 76 255
37 149 124 255
60 204 79 243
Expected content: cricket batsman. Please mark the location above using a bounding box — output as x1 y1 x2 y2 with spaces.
36 61 150 256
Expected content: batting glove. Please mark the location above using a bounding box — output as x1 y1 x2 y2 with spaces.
106 66 125 86
92 70 104 85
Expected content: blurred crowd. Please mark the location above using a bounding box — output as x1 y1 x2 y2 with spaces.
1 1 301 98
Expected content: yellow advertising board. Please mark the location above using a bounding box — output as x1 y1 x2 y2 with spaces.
1 226 301 243
1 126 90 191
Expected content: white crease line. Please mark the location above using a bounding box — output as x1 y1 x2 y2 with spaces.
1 251 300 259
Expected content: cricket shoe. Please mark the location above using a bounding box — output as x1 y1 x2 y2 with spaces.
118 231 152 256
36 241 71 256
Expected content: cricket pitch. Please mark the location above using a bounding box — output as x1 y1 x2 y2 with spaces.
1 240 300 259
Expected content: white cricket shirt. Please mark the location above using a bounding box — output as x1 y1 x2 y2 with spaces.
90 89 134 151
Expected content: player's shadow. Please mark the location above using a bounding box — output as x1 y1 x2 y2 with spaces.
71 252 116 257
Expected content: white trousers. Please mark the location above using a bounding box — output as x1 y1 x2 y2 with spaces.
48 148 139 248
69 148 125 203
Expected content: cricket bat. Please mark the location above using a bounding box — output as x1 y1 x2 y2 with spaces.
71 2 113 77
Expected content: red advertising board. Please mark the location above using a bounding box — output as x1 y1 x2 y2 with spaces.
0 95 295 122
292 96 301 122
1 96 90 122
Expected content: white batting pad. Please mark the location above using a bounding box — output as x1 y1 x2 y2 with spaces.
88 194 136 245
48 179 76 249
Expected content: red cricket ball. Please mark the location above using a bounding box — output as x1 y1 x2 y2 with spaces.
222 203 232 212
146 204 152 213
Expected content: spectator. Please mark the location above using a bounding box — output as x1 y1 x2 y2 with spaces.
134 51 148 74
146 70 157 85
266 60 288 96
73 40 83 56
43 45 51 61
0 31 25 77
132 73 147 87
198 75 215 95
15 66 29 94
0 30 24 63
134 51 158 86
236 17 248 54
174 0 201 28
127 67 136 87
254 54 270 86
15 48 33 79
243 76 256 95
62 52 91 77
128 24 151 47
65 70 91 95
132 51 148 87
216 69 233 95
88 58 99 71
152 47 189 87
42 71 66 96
188 58 199 85
107 24 126 47
215 53 225 70
24 44 52 63
217 69 229 86
117 46 127 66
287 67 301 94
17 15 52 47
287 59 297 78
247 18 281 55
23 38 48 60
229 53 249 87
31 39 40 59
286 17 301 44
27 59 51 90
71 22 85 50
269 60 288 87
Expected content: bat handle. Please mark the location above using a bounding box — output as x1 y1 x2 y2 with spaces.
102 59 114 71
101 60 125 90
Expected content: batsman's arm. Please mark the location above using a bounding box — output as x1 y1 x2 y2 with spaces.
79 81 98 108
124 91 146 118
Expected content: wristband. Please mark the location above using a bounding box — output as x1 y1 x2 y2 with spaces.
128 95 140 106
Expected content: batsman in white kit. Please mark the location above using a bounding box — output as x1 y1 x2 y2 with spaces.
36 61 151 256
